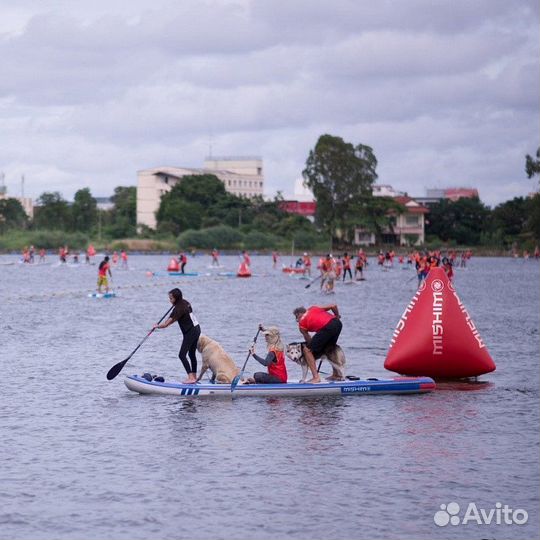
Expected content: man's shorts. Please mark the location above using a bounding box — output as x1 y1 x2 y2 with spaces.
97 275 108 287
308 318 342 358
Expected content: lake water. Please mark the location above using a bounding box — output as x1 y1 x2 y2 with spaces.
1 253 538 540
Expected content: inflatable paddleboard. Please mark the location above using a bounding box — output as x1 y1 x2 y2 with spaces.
88 292 117 298
124 374 435 397
151 271 199 277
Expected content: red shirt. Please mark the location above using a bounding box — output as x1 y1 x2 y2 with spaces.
299 306 334 332
98 262 110 277
268 349 287 383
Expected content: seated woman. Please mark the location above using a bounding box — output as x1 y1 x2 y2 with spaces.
245 325 288 384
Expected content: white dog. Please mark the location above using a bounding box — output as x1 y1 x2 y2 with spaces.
196 334 240 384
285 342 346 381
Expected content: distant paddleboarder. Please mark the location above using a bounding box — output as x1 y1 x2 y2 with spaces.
97 256 112 294
178 252 188 274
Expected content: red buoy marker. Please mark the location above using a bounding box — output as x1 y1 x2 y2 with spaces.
384 267 496 378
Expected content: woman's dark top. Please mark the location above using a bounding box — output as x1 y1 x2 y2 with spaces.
171 299 199 334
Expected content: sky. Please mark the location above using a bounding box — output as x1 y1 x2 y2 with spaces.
0 0 538 208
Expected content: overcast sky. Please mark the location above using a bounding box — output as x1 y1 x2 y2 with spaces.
0 0 538 207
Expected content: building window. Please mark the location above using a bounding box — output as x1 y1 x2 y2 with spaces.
405 215 419 226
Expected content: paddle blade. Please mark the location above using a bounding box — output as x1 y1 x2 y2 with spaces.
230 374 241 393
106 358 129 381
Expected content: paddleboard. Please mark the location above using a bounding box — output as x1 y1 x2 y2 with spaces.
151 271 199 277
124 374 435 397
88 292 117 298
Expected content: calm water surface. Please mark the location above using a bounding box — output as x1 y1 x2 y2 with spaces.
0 254 538 540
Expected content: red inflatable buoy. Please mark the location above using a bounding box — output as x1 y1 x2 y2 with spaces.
237 261 251 278
384 267 495 378
167 258 179 272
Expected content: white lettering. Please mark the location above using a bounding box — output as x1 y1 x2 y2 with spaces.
432 291 444 355
462 503 482 525
480 508 495 524
452 291 486 348
512 509 528 525
389 292 420 347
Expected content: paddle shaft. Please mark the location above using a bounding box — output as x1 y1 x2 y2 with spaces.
305 274 322 289
106 305 174 381
231 328 262 392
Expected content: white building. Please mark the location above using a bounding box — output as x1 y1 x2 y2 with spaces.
137 157 264 230
354 185 428 246
0 188 33 219
372 184 405 198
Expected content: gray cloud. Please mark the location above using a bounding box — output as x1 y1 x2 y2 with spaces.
0 0 537 207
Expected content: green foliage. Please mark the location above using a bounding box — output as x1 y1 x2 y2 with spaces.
244 230 278 250
525 147 540 180
525 193 540 242
426 197 490 245
0 229 89 250
0 198 28 233
303 134 378 242
157 176 227 234
352 196 404 245
111 186 136 221
71 188 97 232
291 228 326 250
178 225 243 250
34 192 71 230
272 214 314 238
489 197 529 245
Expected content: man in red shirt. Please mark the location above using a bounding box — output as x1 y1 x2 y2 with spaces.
293 304 342 383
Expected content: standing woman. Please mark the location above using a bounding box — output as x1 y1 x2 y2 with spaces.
153 288 201 384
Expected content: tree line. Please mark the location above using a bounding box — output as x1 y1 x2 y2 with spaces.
0 186 136 245
1 136 538 250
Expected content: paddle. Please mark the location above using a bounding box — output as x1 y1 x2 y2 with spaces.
304 274 322 289
106 305 174 381
230 327 262 392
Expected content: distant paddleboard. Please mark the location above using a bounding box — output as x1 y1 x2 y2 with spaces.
151 271 199 277
88 292 117 298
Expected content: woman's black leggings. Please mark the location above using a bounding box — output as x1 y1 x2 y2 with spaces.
179 325 201 374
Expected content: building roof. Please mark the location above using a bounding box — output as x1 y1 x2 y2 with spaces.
394 196 430 214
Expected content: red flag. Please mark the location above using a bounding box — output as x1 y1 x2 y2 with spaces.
384 267 496 378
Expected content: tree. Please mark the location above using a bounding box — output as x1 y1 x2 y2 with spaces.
426 197 490 245
0 198 28 234
34 192 71 230
350 196 404 245
526 194 540 242
156 175 230 234
525 147 540 180
303 134 378 243
71 188 97 232
490 197 529 242
107 186 137 237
